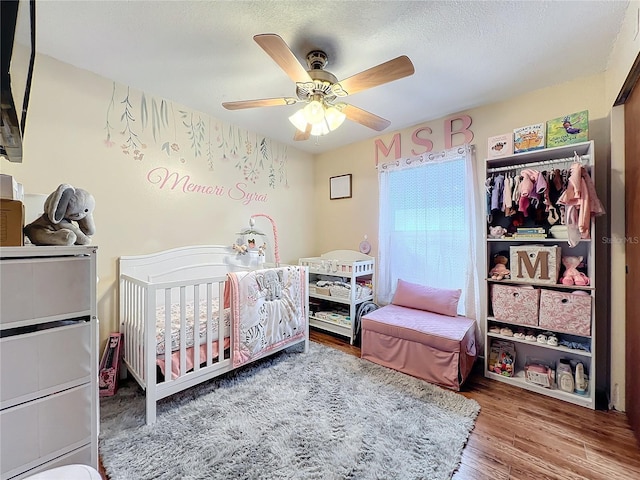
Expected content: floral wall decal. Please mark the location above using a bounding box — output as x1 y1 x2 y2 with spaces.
103 82 116 148
141 94 169 144
179 110 206 158
119 86 144 160
104 82 289 188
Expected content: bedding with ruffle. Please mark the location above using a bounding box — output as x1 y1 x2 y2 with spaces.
229 265 307 368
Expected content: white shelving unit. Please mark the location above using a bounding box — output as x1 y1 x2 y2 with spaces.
483 141 597 409
0 246 99 479
299 250 374 345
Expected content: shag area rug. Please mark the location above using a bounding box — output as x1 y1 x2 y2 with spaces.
100 342 480 480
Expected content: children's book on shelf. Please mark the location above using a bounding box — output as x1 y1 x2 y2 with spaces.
487 133 513 159
513 123 545 153
488 340 516 377
546 110 589 148
516 227 546 234
514 227 548 238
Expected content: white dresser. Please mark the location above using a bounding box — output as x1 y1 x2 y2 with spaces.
0 246 98 480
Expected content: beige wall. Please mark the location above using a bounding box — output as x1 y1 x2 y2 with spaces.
313 74 610 253
3 48 316 349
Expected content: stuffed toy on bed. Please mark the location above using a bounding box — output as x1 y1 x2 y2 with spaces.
24 184 96 246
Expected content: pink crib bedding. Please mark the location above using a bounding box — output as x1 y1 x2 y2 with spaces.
154 266 307 379
361 304 477 390
228 265 307 368
156 266 307 379
154 298 231 380
156 338 230 380
154 298 230 355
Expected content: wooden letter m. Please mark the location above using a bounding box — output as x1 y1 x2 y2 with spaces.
515 250 550 281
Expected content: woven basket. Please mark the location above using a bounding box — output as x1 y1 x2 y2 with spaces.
329 285 351 298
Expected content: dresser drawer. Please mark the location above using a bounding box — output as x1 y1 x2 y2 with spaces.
0 322 92 409
0 384 92 479
6 445 93 480
0 256 91 327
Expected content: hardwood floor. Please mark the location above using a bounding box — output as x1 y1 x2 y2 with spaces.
99 329 640 479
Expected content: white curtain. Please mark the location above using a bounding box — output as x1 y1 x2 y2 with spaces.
377 145 481 322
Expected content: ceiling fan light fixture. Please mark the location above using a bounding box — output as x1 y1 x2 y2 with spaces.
310 121 330 136
324 105 346 131
302 99 325 124
289 99 346 136
288 109 308 133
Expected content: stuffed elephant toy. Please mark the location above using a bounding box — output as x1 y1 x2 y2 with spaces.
257 270 283 301
24 184 96 246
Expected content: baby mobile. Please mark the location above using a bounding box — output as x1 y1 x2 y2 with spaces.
232 213 281 267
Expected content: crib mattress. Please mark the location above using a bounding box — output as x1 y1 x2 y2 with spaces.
155 298 230 355
361 304 477 390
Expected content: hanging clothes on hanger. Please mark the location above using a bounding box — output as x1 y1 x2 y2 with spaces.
485 177 494 224
518 169 540 216
512 173 521 206
557 161 605 246
491 173 504 212
532 171 550 224
503 174 515 216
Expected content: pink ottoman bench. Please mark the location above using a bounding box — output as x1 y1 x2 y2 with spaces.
361 280 477 391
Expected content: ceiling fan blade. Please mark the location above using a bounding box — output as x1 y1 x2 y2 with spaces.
254 34 312 84
342 104 391 131
293 123 312 141
222 97 299 110
332 55 415 96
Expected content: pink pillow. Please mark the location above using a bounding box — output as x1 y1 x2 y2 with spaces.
391 279 461 317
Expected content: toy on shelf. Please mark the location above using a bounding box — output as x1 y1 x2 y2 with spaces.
560 255 590 286
488 340 515 377
488 225 507 239
489 254 510 280
524 358 554 388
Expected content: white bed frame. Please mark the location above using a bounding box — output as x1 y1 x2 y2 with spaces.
119 245 309 424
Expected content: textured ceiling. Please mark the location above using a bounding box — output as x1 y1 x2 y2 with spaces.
13 0 629 154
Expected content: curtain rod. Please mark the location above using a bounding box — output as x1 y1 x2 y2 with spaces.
486 154 591 173
378 144 473 170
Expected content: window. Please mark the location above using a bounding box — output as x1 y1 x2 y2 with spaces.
377 146 480 319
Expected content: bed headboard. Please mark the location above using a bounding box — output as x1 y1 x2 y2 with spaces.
119 245 263 284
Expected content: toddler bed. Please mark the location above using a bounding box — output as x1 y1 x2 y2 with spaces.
119 245 309 424
361 280 477 391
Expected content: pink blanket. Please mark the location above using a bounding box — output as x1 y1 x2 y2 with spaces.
228 266 307 368
157 339 230 380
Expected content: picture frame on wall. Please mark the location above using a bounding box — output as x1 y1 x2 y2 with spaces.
330 174 352 200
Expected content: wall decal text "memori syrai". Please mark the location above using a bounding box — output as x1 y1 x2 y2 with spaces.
146 167 268 205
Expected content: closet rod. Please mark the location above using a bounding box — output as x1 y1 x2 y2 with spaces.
486 154 591 173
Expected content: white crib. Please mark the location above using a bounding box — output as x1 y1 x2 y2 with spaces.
119 245 309 424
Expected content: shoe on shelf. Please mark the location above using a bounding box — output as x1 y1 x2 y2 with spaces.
547 334 559 346
514 330 526 340
489 325 501 334
525 334 537 342
537 334 548 344
500 327 514 337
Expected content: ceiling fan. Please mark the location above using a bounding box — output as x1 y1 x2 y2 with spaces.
222 34 415 141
